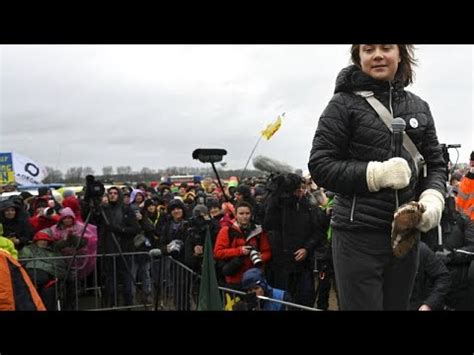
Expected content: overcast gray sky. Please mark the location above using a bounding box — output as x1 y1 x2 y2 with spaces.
0 45 472 175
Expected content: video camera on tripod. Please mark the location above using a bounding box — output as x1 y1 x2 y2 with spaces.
440 143 461 181
84 175 105 206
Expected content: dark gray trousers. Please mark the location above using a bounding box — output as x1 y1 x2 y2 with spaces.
332 229 419 310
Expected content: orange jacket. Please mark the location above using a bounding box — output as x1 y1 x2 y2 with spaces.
456 174 474 220
214 222 271 285
0 250 46 311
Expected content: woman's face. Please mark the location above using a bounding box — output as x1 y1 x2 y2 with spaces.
147 204 157 214
3 207 16 220
135 193 144 204
62 216 74 226
171 207 183 220
359 45 400 81
236 206 251 227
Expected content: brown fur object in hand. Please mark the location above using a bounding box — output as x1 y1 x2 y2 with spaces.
391 201 425 258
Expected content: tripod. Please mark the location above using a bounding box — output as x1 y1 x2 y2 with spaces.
58 198 149 310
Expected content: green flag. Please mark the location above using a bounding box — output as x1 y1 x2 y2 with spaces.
197 226 223 310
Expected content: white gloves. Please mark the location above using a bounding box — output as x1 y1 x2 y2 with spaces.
366 157 412 192
417 189 445 232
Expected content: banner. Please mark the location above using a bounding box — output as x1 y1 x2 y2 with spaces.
261 112 284 140
0 152 48 185
0 153 15 184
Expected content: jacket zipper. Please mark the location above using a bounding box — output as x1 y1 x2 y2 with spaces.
350 195 357 222
389 81 394 116
389 81 399 209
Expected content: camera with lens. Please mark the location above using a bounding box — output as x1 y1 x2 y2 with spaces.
41 207 55 217
84 175 105 205
168 239 184 256
248 246 262 267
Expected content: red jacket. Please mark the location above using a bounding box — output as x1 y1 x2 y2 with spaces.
29 215 61 234
213 222 271 285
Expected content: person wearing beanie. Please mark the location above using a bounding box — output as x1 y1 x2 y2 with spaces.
185 203 220 280
158 196 192 310
456 151 474 221
62 189 75 199
234 267 291 311
167 198 186 215
308 45 447 310
19 229 67 310
192 204 209 218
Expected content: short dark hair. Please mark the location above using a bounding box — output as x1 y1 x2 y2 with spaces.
235 201 253 213
350 45 417 85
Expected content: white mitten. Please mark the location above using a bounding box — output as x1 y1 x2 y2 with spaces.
417 189 445 232
366 157 412 192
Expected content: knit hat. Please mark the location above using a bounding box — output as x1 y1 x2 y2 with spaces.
167 199 186 214
192 204 209 218
38 187 49 196
33 230 54 242
236 184 251 199
144 199 157 209
62 189 75 198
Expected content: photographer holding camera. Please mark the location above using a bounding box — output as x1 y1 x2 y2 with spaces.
156 198 193 309
184 204 220 274
233 267 291 311
214 201 271 289
29 197 61 234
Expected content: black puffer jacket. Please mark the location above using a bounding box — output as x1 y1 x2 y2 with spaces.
308 65 446 232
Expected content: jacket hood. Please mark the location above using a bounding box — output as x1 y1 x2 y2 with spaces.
334 65 406 95
130 189 145 204
0 199 21 213
59 207 76 222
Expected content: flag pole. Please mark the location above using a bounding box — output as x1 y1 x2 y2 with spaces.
239 135 263 182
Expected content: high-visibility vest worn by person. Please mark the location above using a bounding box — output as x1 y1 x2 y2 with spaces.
456 172 474 221
0 249 46 310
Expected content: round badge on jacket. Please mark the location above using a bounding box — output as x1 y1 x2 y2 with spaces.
409 118 419 128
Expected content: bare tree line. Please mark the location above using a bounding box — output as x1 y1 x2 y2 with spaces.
43 166 262 184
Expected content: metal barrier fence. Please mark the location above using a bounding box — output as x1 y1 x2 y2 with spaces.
19 252 319 311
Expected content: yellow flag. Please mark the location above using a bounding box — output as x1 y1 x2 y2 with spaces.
261 113 284 140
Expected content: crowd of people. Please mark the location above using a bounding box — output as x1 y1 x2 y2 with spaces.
1 44 473 311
